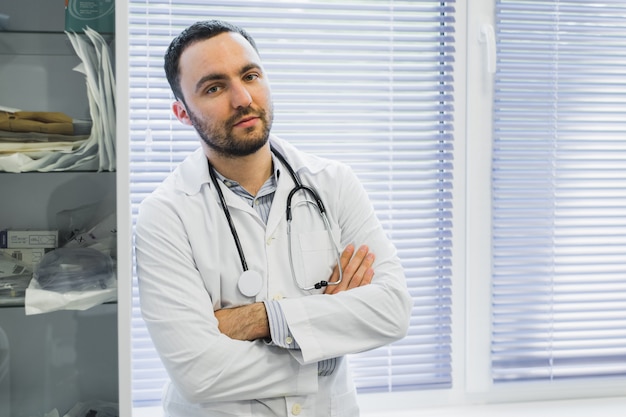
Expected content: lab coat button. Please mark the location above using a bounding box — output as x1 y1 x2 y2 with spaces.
285 336 294 345
291 403 302 415
272 293 283 300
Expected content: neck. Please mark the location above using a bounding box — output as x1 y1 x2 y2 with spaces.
205 143 272 196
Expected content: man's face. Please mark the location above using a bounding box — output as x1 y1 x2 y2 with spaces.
173 32 273 157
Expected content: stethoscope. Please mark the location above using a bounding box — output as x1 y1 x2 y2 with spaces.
208 145 344 296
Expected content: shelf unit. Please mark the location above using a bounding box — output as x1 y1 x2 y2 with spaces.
0 0 131 415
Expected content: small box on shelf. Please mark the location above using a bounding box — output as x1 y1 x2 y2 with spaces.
0 248 45 270
0 230 58 249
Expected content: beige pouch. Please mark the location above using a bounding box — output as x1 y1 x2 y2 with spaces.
0 111 74 135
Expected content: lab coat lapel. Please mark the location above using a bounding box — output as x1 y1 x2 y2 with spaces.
265 160 296 237
214 180 257 216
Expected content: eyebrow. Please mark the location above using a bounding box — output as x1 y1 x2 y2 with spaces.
194 63 262 94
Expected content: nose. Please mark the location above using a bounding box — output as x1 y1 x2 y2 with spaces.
230 81 253 109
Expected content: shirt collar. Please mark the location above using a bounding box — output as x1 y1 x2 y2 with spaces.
212 153 281 199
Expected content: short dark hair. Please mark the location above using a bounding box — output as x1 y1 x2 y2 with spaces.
164 20 259 102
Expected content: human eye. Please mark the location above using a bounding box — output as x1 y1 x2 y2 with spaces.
204 84 222 95
244 72 259 82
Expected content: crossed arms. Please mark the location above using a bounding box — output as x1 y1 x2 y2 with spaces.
215 243 375 341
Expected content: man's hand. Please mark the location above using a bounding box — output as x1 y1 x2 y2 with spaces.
214 302 269 341
324 244 375 295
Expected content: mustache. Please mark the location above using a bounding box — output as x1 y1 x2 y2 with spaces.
227 107 265 127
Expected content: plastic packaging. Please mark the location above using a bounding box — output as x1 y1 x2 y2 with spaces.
56 201 116 258
33 248 114 292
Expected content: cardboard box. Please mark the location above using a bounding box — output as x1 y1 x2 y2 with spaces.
4 230 58 249
0 248 46 270
65 0 115 34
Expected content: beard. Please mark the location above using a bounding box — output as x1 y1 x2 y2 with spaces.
188 104 273 158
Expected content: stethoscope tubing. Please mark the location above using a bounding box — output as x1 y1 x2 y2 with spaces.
208 145 343 292
208 163 248 272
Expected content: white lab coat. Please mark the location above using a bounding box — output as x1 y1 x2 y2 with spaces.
135 135 413 417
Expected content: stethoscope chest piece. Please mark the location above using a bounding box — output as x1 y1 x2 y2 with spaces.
238 269 263 297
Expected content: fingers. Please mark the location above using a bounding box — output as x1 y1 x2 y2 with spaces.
348 251 375 290
325 243 355 286
324 244 375 295
339 243 356 274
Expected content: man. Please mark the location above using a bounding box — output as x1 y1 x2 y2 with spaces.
135 19 413 417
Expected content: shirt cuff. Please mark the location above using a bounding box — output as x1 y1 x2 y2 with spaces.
263 300 299 349
263 300 337 376
318 358 337 376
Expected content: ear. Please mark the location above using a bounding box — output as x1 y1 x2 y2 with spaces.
172 100 193 125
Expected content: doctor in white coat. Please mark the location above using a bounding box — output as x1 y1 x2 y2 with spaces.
135 20 413 417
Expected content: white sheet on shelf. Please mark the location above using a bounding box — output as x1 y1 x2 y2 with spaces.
0 27 116 172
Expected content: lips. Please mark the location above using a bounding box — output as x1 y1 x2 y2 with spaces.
233 115 259 128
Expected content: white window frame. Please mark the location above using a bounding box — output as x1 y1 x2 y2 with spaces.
361 0 626 413
464 0 626 407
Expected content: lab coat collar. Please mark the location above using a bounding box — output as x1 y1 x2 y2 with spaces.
175 147 212 196
174 134 331 196
268 134 331 177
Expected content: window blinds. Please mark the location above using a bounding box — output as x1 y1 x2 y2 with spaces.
129 0 456 405
491 0 626 383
